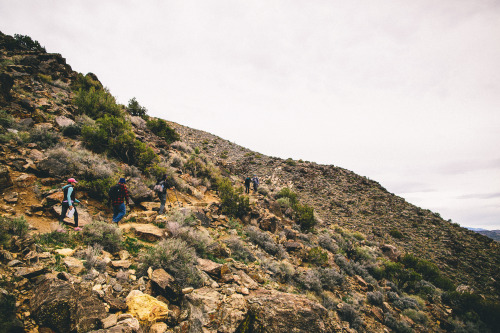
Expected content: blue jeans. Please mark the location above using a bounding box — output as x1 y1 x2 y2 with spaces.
112 203 126 223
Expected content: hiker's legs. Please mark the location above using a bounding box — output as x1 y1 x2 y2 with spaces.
245 185 249 194
73 206 79 227
158 193 167 214
59 202 69 223
112 203 126 223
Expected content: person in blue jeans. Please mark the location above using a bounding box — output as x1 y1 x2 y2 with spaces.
109 178 131 224
59 178 81 230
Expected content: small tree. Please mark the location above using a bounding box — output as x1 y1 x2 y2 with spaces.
14 34 46 52
127 97 147 118
147 118 180 144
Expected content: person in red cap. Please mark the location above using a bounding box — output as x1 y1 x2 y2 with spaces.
59 178 81 230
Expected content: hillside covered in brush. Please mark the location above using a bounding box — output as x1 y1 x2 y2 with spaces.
1 31 499 333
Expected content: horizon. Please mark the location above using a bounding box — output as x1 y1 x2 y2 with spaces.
1 1 499 229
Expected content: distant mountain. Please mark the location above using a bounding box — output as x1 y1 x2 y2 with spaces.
468 228 500 242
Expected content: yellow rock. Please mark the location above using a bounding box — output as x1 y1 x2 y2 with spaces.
126 290 169 322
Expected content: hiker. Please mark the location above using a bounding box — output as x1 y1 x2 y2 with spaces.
109 178 131 224
155 174 174 215
252 175 259 193
59 178 81 230
244 176 251 194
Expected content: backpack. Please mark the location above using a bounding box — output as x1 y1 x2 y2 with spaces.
153 183 164 193
109 184 121 201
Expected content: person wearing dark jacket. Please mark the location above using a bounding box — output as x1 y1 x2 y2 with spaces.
157 174 174 215
110 178 130 224
59 178 80 230
244 176 251 194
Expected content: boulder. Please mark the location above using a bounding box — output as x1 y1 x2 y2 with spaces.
150 268 183 304
15 173 37 187
197 258 229 280
236 289 341 333
63 256 84 275
125 290 169 322
30 279 106 333
184 287 248 333
131 224 165 242
110 260 132 269
15 265 48 279
55 116 75 128
0 165 13 190
3 191 18 204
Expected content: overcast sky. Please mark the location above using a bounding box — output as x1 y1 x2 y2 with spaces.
1 1 499 229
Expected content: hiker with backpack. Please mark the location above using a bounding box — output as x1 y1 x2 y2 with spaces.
244 176 251 194
155 174 175 215
109 178 131 224
59 178 81 231
252 175 259 193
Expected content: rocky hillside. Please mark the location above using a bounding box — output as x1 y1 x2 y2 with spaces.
1 31 499 333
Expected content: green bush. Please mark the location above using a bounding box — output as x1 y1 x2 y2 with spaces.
82 115 159 170
127 97 147 117
389 229 404 239
305 247 329 266
74 86 121 119
0 216 29 239
295 203 316 231
79 177 114 200
0 110 13 132
146 118 180 144
217 178 250 218
71 73 103 92
35 230 77 248
13 34 46 52
82 221 122 253
442 291 500 330
139 238 203 288
276 187 298 205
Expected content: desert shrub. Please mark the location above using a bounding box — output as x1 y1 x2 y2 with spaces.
39 146 116 180
177 228 213 257
81 244 107 272
28 126 60 149
225 237 256 263
127 97 147 117
80 177 115 200
123 236 145 255
400 253 455 291
305 247 329 266
442 291 500 330
276 197 291 208
146 118 180 144
296 269 322 292
384 313 414 333
139 238 203 288
367 291 384 306
82 221 122 253
353 246 375 262
318 267 345 290
262 259 295 284
0 216 29 240
0 110 13 132
35 230 76 248
275 187 298 205
414 280 439 300
62 124 81 137
82 115 158 170
389 229 404 239
294 203 316 231
318 233 339 253
338 304 364 331
171 141 192 153
74 86 121 119
217 178 250 218
13 33 46 51
71 73 103 92
403 309 428 325
245 226 286 259
393 294 421 310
